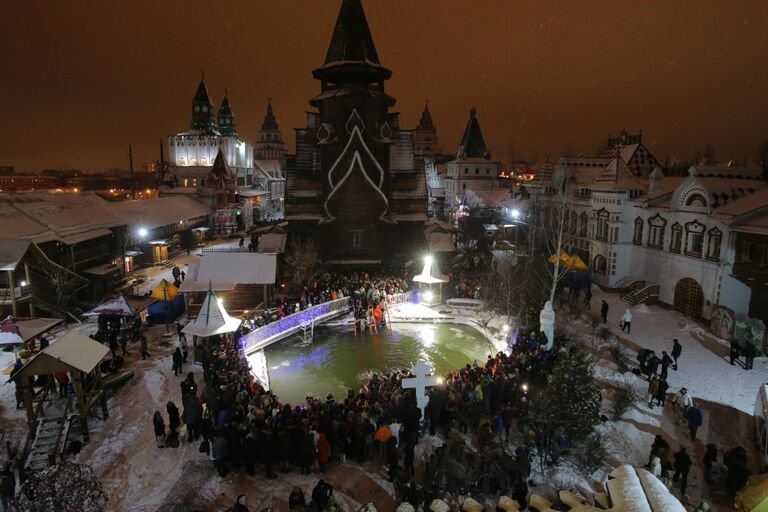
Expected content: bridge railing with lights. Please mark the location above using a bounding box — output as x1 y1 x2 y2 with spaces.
241 297 352 354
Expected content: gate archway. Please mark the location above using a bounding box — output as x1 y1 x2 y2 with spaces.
673 278 704 319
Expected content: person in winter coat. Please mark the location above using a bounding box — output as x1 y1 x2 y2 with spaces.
672 388 693 424
645 354 660 379
180 372 197 399
172 347 183 376
0 464 15 512
153 411 166 448
729 340 742 366
620 309 632 333
703 444 718 484
660 351 673 379
212 429 228 477
317 430 331 472
646 376 660 408
178 334 188 363
182 396 202 442
166 401 181 433
54 371 70 398
744 342 756 370
654 377 670 407
671 339 682 370
600 301 609 323
288 487 306 510
139 335 150 360
673 446 692 495
311 479 333 511
686 404 703 441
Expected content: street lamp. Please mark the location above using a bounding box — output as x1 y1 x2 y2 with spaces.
138 228 148 238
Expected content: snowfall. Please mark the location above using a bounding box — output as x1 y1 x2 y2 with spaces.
0 261 764 511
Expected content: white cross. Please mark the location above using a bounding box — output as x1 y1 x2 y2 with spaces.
402 360 441 418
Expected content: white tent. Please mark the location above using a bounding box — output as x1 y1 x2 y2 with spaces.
82 295 134 317
182 288 241 337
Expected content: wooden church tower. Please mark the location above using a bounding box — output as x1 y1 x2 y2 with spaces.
285 0 427 264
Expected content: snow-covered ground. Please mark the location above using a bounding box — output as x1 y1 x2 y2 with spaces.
1 267 761 510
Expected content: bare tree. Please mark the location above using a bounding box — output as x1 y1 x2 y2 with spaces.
283 237 321 287
38 265 82 307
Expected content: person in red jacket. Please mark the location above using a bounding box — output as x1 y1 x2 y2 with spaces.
317 429 331 472
54 371 69 398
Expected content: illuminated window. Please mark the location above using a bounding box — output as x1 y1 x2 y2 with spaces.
183 179 189 187
192 179 197 186
177 158 185 165
200 159 207 165
189 159 197 166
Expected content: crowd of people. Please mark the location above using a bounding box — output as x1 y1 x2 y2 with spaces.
150 322 562 510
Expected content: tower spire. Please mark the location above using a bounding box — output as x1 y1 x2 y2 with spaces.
313 0 391 86
457 108 490 159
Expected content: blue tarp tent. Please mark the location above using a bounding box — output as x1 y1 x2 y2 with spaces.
147 295 185 324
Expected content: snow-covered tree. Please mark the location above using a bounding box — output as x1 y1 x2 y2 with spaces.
529 345 601 467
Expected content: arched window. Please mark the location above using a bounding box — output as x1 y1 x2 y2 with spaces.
633 217 644 245
707 227 723 261
685 220 706 257
686 194 707 207
593 255 608 275
570 211 579 235
647 214 667 249
580 212 588 237
595 209 609 241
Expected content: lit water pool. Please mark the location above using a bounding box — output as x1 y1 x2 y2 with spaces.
264 323 493 404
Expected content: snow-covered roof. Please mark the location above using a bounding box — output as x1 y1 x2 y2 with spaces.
0 240 31 271
0 316 63 345
16 330 110 376
0 191 124 244
464 188 511 207
180 253 276 292
426 232 456 253
116 196 211 231
257 233 287 253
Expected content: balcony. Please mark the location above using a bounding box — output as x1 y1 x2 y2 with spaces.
0 284 33 304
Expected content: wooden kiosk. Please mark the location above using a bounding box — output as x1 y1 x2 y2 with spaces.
10 331 109 470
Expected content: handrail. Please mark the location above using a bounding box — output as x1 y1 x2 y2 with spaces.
241 297 352 353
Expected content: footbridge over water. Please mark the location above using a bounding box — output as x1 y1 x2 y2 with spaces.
242 297 352 389
241 293 415 390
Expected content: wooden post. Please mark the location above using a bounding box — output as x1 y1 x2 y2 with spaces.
94 370 108 420
7 270 17 317
22 385 36 436
24 263 34 316
73 372 89 443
